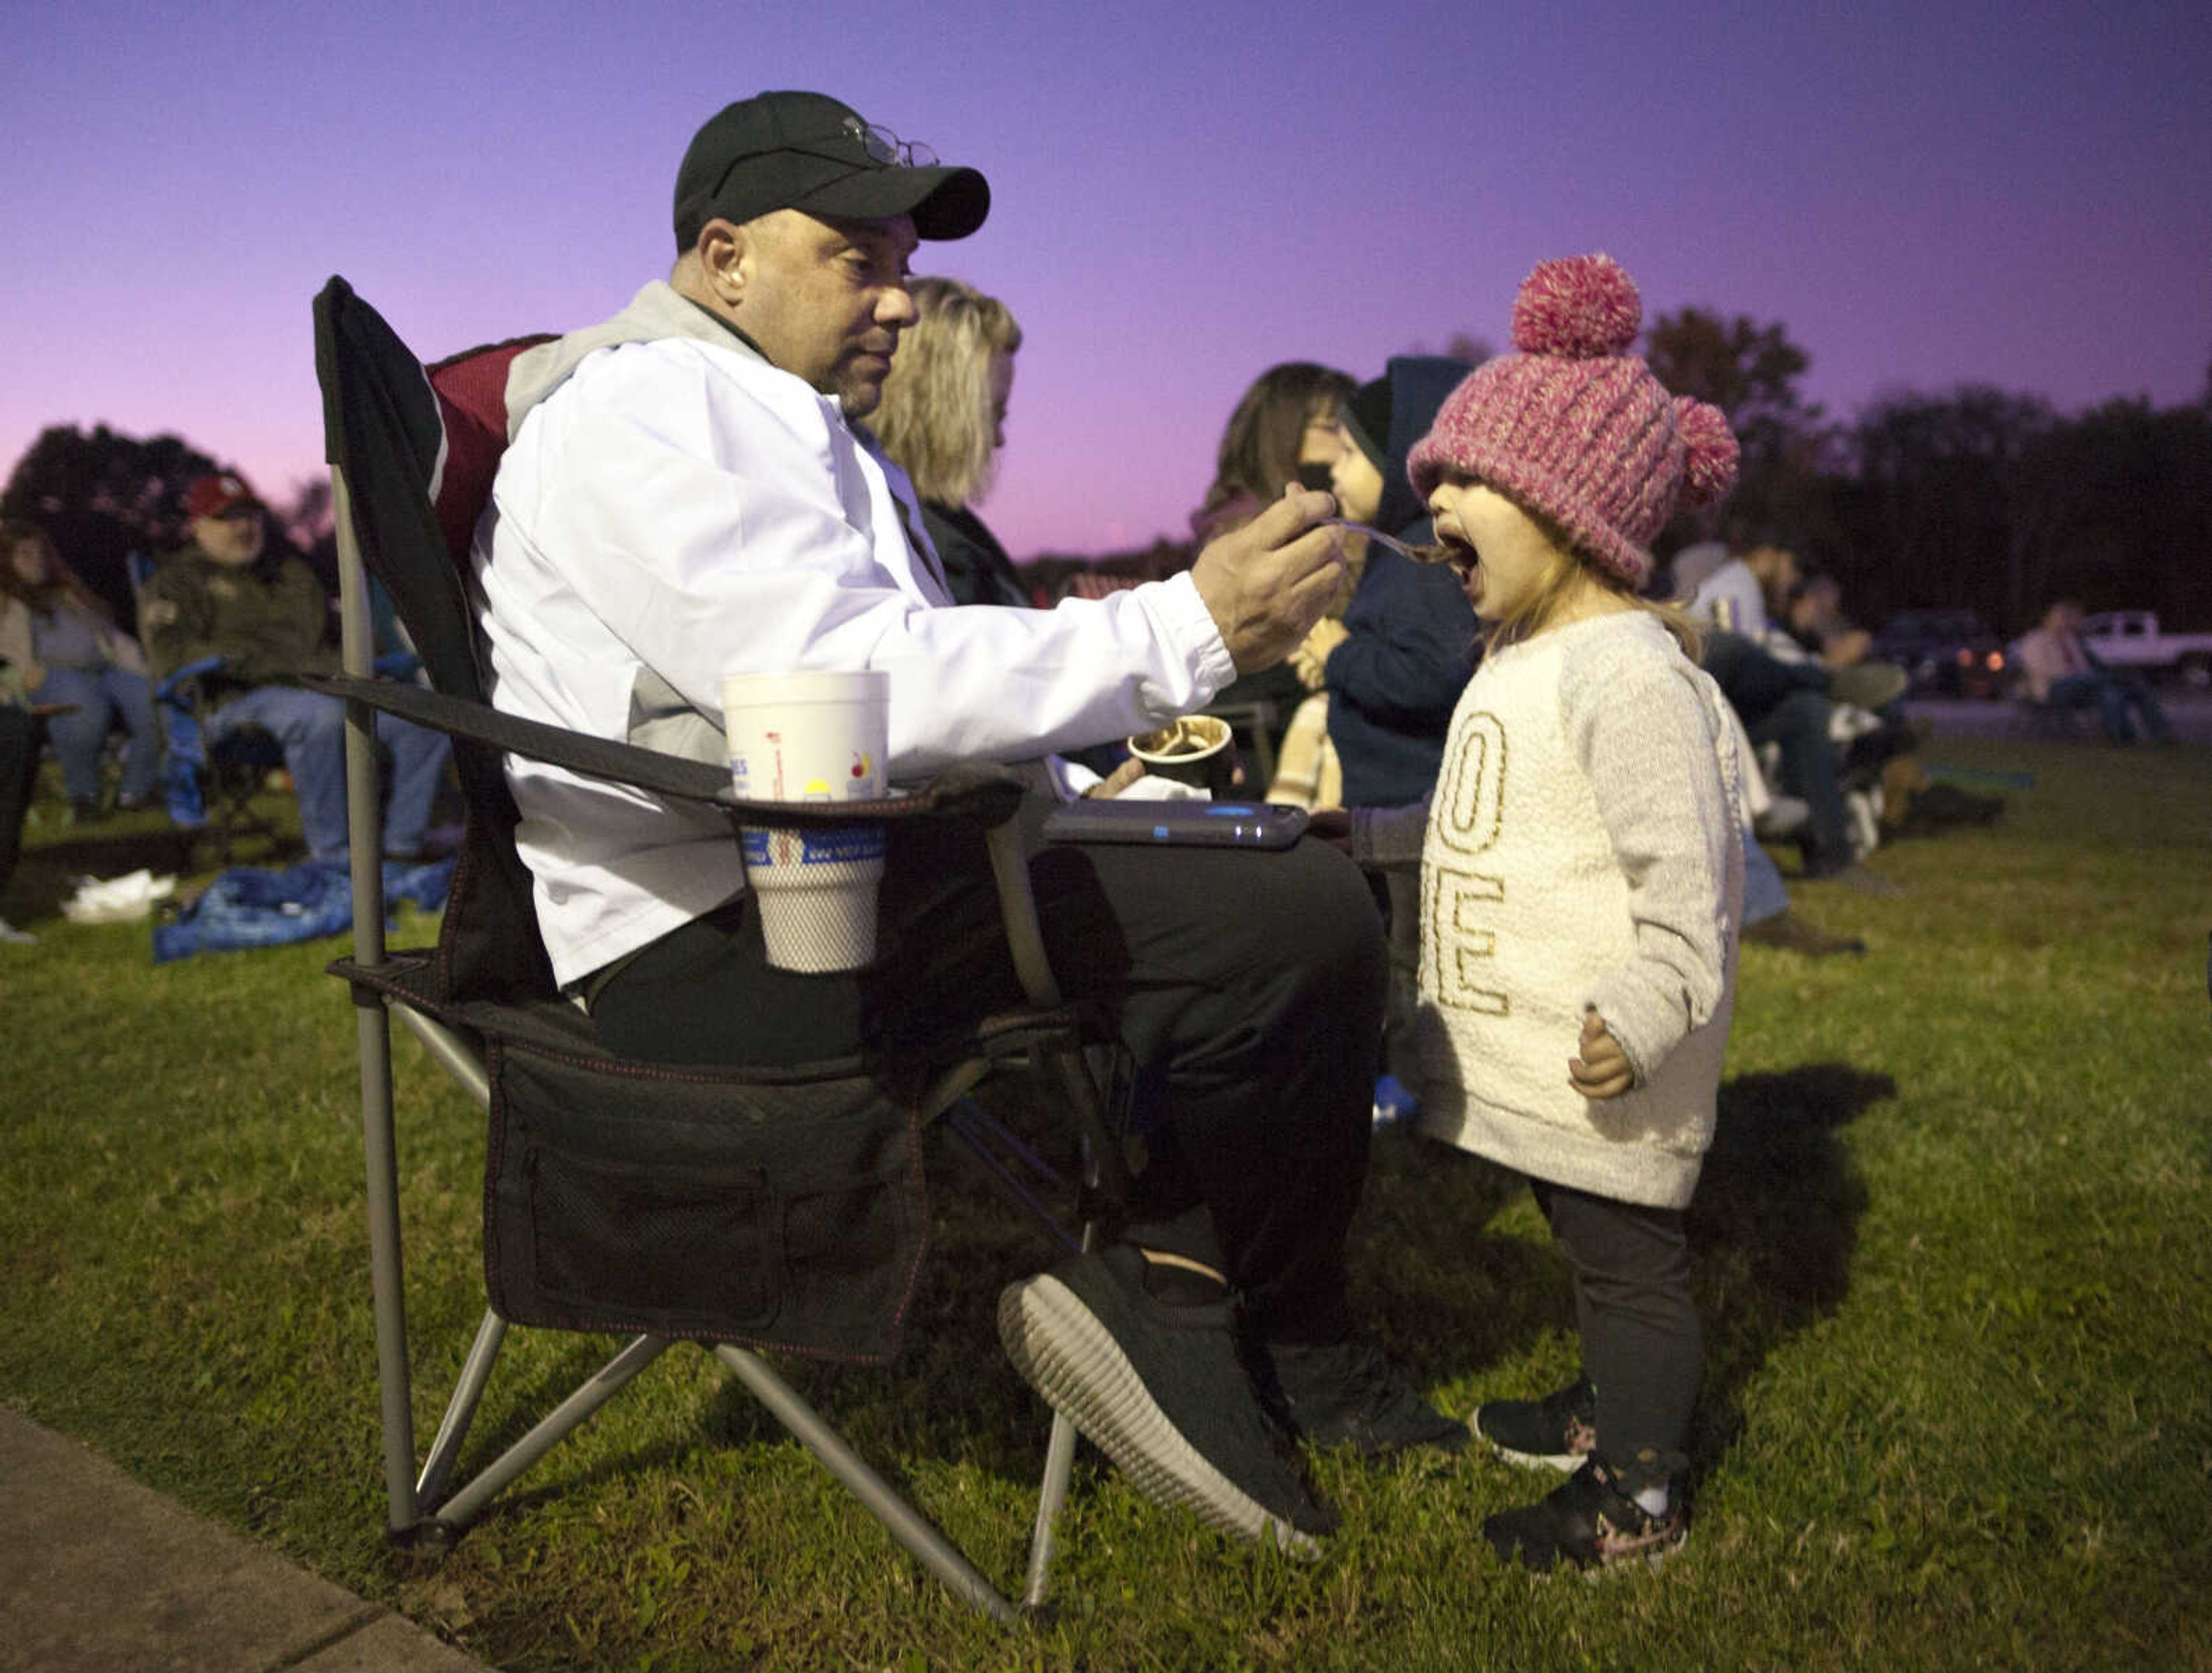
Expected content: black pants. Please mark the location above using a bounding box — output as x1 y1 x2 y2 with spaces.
1532 1178 1702 1460
592 796 1387 1343
0 707 41 904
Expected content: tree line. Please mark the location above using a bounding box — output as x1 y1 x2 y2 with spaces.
1643 310 2212 635
0 426 335 627
10 312 2211 640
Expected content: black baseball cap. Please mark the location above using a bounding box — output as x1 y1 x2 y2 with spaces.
672 90 990 251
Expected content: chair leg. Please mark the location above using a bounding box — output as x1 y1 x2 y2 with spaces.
416 1310 507 1507
712 1344 1021 1622
1023 1409 1083 1610
426 1334 674 1538
943 1099 1084 1258
1022 1209 1105 1612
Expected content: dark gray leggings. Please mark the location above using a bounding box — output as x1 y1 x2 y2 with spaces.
1532 1177 1702 1460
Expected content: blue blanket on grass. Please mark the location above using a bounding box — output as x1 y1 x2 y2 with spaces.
153 858 454 963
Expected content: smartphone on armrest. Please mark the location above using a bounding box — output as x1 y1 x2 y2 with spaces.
1042 799 1309 849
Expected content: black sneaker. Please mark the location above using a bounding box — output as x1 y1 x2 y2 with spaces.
1474 1375 1597 1471
998 1245 1334 1554
1260 1333 1469 1455
1482 1450 1688 1574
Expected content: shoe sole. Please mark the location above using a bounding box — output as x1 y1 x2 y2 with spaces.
1578 1526 1689 1583
998 1276 1321 1560
1493 1520 1689 1580
1483 1440 1588 1473
1472 1409 1588 1473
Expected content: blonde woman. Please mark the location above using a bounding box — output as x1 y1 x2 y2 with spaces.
870 276 1030 608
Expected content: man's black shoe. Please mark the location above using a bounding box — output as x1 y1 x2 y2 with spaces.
998 1245 1334 1553
1259 1331 1469 1455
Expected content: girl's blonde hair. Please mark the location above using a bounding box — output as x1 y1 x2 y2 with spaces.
1483 500 1703 659
870 276 1022 507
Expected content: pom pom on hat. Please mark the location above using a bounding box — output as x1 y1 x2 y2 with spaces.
1673 396 1739 509
1407 253 1741 586
1510 253 1642 359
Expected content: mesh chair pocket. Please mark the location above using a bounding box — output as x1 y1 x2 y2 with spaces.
485 1041 927 1361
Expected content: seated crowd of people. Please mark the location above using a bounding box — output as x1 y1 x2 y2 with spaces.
0 472 454 943
0 86 2183 1584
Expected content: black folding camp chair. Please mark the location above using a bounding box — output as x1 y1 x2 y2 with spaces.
309 275 1131 1619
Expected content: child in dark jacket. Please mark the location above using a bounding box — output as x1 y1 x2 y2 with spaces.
1319 356 1481 1118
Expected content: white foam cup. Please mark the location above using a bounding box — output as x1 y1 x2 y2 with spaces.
720 669 890 972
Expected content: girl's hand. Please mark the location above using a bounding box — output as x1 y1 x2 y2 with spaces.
1302 806 1353 854
1569 1010 1633 1100
1082 757 1149 799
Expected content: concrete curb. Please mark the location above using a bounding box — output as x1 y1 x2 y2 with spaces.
0 1407 493 1672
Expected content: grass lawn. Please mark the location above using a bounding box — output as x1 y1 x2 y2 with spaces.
2 734 2207 1671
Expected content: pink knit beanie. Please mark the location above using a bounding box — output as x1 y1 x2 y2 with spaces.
1406 254 1738 587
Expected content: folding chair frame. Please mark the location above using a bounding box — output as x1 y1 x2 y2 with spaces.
317 291 1127 1621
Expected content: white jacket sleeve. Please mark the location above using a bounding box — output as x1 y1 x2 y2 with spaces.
497 342 1233 777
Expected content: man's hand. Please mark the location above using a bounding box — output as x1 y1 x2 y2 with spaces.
1188 487 1349 674
1568 1010 1634 1100
139 598 179 629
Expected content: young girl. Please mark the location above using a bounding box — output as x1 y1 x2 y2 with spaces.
1344 254 1744 1572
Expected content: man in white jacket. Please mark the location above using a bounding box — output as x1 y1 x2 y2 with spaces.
474 90 1464 1554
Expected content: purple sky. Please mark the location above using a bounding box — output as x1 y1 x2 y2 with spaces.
6 1 2208 558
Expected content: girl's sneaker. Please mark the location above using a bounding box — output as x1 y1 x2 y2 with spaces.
1482 1449 1688 1574
1472 1375 1596 1471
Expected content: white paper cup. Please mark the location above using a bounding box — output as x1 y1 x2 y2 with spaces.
721 670 889 973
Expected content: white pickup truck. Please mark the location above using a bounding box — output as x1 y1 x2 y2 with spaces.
2080 612 2212 686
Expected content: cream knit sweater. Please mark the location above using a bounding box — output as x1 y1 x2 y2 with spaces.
1352 610 1744 1209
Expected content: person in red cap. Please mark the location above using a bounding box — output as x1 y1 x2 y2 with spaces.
138 471 450 863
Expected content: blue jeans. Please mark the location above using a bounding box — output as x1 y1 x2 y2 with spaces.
33 665 161 806
2046 671 2173 743
1743 836 1790 925
207 684 451 861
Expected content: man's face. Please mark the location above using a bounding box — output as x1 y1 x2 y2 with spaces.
736 210 920 417
194 508 265 567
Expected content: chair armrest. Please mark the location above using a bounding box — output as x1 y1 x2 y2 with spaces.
154 655 228 705
300 672 1028 831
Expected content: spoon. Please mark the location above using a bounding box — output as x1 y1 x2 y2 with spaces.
1316 518 1441 563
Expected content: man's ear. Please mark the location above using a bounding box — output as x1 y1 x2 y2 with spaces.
695 219 749 306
